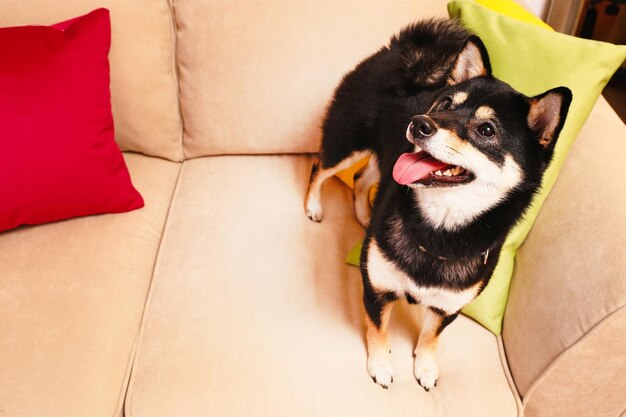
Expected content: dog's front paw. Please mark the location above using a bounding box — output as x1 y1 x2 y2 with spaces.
413 353 439 392
367 354 393 389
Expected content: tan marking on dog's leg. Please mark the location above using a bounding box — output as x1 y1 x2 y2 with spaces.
354 154 380 228
365 301 395 388
413 307 454 391
304 151 369 222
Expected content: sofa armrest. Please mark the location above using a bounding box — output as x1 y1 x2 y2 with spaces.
501 97 626 417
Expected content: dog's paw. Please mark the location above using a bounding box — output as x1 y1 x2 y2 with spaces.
367 354 393 389
305 208 323 222
413 353 439 392
305 200 324 222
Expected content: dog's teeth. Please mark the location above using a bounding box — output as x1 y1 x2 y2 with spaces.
443 169 452 177
451 167 462 175
435 170 443 176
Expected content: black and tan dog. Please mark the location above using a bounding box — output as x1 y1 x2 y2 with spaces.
304 19 571 390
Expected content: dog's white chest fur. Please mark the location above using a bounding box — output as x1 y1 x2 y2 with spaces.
366 239 480 315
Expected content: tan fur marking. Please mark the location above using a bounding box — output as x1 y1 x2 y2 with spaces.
438 128 497 159
538 137 551 147
475 105 496 120
365 302 394 352
415 310 445 354
436 128 464 148
436 129 474 156
452 91 468 107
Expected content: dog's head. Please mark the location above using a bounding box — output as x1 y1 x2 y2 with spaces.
393 36 572 230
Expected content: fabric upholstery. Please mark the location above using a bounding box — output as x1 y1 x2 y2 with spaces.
0 153 181 417
523 307 626 417
172 0 449 157
502 97 626 398
0 1 183 161
126 155 517 417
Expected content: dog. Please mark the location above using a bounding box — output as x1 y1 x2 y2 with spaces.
304 18 572 390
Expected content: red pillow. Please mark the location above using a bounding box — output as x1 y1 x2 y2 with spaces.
0 8 143 233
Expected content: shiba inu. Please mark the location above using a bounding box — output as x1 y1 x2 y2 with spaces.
304 19 571 390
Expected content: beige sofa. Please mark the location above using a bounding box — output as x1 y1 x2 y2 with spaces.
1 1 625 416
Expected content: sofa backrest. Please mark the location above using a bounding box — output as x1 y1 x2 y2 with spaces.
1 1 450 160
0 0 184 161
172 0 449 158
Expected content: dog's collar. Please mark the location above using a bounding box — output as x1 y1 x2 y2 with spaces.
417 244 490 265
397 212 491 264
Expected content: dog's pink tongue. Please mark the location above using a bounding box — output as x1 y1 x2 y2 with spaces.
393 151 449 185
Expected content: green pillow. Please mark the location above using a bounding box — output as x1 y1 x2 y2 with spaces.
348 0 626 335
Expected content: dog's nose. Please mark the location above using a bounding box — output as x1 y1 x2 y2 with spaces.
410 115 437 139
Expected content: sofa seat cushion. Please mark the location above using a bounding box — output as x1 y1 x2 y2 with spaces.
126 155 518 417
0 153 181 417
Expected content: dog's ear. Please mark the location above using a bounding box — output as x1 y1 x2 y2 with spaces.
527 86 573 152
448 35 492 85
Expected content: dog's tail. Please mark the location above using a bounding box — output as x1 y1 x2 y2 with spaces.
388 18 470 89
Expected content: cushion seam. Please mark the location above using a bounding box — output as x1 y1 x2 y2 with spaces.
497 335 524 417
522 303 626 408
166 0 185 161
112 326 141 417
183 151 321 161
118 160 186 417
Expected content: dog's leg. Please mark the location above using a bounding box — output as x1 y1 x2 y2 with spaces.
304 150 369 222
413 306 459 391
363 286 396 389
353 154 380 229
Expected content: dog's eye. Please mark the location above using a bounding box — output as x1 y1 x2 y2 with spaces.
477 123 496 138
438 97 452 111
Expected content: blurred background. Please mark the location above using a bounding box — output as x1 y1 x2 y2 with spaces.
529 0 626 122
